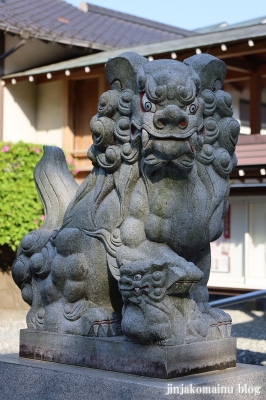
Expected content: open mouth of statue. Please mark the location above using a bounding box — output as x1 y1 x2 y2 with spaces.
131 285 149 294
141 133 196 170
120 285 149 295
141 122 203 141
133 120 204 149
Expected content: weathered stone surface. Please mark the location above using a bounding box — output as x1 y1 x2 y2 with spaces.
0 355 265 400
12 52 240 374
20 329 236 378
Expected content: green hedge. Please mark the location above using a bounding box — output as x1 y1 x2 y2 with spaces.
0 141 77 254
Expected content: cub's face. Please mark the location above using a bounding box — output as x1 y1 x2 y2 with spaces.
119 261 166 304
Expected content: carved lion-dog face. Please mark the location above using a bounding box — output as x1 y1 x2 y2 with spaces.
130 60 205 173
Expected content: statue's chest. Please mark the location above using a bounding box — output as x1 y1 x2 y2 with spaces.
148 179 188 219
145 177 208 254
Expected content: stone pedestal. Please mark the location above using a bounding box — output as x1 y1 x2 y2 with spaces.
20 329 236 379
0 354 265 400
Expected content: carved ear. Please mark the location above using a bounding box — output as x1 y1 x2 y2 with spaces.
183 54 227 92
105 52 148 92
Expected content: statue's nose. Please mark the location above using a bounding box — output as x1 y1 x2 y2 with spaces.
119 276 133 287
153 105 188 130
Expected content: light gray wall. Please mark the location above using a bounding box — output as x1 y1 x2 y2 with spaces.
3 80 63 147
3 80 37 142
36 81 63 147
4 34 89 75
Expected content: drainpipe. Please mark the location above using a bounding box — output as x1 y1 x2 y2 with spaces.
0 39 26 61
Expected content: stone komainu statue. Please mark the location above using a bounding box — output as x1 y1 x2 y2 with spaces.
12 52 239 345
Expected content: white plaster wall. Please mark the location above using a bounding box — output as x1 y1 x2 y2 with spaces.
209 196 266 290
3 81 37 142
3 80 63 147
36 81 63 148
4 34 86 75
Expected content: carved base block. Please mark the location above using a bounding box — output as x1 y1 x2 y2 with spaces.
20 329 236 379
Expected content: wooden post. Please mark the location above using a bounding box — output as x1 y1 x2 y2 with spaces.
250 74 262 134
62 79 74 154
0 31 5 141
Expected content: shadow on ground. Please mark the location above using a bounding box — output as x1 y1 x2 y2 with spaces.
224 305 266 366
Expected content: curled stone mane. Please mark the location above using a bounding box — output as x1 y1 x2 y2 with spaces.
88 88 141 173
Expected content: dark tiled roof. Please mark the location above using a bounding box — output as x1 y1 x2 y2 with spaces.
5 20 266 80
0 0 193 50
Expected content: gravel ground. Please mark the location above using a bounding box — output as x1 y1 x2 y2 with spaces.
0 307 266 367
229 307 266 366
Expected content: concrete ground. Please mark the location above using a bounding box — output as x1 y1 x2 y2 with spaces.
0 306 266 367
0 309 27 354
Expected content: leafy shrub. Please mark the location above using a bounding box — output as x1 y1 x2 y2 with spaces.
0 141 78 270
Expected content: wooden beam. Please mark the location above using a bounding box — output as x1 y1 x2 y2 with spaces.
206 39 266 60
225 57 257 73
165 38 266 65
250 74 262 134
5 64 106 85
224 71 251 83
257 64 266 77
224 82 244 93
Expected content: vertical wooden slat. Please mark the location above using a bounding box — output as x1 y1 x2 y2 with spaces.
73 77 100 171
0 31 5 141
0 85 4 141
62 79 74 153
250 74 262 134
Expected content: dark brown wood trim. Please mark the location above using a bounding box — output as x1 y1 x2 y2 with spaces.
250 74 262 134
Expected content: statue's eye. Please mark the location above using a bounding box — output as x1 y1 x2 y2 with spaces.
144 102 152 111
189 104 197 114
133 274 142 281
142 93 156 112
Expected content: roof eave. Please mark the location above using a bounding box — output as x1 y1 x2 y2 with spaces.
0 23 114 51
3 23 266 80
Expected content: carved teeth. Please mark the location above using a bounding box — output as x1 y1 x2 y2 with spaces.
135 287 140 294
142 129 149 148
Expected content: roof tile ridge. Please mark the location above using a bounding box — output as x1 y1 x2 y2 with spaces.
84 2 193 36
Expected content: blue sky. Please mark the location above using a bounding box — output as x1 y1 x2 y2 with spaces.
65 0 266 30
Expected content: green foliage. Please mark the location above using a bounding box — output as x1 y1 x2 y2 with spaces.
0 141 77 252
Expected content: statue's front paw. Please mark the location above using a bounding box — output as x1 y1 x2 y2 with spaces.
204 304 232 324
80 307 121 337
203 304 232 338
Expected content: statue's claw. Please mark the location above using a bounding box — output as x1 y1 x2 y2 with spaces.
80 307 121 337
201 303 232 338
